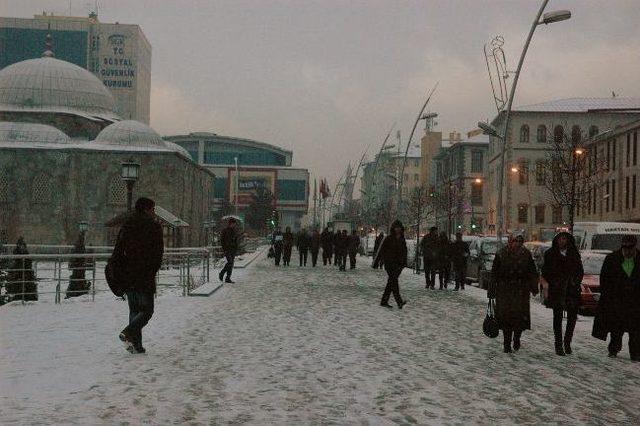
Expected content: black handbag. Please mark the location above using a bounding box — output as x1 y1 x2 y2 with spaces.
105 231 127 298
483 298 500 338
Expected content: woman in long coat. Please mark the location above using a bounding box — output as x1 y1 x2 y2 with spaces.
491 234 538 353
541 232 584 356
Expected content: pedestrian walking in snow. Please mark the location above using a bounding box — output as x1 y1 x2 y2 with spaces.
373 232 385 269
116 197 164 354
296 228 310 266
348 229 360 269
332 231 341 266
219 218 239 283
420 227 438 288
541 232 584 356
335 230 349 271
450 232 469 291
321 227 333 265
271 227 284 266
592 235 640 361
437 232 452 289
374 220 407 309
282 227 294 266
310 229 321 267
490 234 538 353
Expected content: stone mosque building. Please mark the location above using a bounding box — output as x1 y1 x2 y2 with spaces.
0 40 214 246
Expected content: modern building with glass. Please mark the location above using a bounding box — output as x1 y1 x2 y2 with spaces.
165 132 309 230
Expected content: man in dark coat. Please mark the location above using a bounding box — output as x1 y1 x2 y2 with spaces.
310 229 321 267
491 234 538 353
419 227 439 289
592 235 640 361
348 230 360 269
373 232 385 269
271 227 284 266
296 228 310 266
219 218 239 283
282 227 294 266
117 197 164 354
321 228 333 265
374 220 407 309
450 232 469 291
335 230 349 271
542 232 584 356
436 232 452 289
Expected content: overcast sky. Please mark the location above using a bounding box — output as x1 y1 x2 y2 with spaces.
5 0 640 188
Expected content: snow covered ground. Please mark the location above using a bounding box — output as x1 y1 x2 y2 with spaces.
1 251 639 425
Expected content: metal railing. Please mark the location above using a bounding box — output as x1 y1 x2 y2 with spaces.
0 246 222 305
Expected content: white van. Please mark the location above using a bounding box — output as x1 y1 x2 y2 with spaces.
573 222 640 252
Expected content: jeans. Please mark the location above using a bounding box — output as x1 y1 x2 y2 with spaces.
221 254 235 279
124 290 154 348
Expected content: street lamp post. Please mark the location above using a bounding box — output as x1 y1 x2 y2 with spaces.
480 1 570 245
569 147 584 232
121 159 140 212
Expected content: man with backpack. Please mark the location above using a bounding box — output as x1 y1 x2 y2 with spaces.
115 197 164 354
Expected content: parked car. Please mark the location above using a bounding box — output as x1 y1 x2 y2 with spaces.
466 236 508 289
578 250 606 315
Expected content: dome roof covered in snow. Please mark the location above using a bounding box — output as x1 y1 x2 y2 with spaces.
0 121 72 144
94 120 167 149
0 56 119 121
164 141 193 159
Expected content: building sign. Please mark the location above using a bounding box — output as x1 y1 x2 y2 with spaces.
229 170 276 205
100 33 135 89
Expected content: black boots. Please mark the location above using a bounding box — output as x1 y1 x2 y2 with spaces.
503 330 513 353
564 340 572 355
555 333 565 356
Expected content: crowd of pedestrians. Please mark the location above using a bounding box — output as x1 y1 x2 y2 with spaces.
108 204 639 362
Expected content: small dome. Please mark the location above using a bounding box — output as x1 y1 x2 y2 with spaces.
0 121 71 144
164 141 193 159
94 120 167 148
0 57 118 119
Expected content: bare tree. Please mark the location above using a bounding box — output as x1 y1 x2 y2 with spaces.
542 124 606 231
430 176 466 236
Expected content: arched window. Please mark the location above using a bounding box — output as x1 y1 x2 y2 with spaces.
0 172 8 204
32 173 53 204
554 125 564 145
589 125 599 138
520 124 530 143
571 125 582 144
536 125 547 143
107 175 126 206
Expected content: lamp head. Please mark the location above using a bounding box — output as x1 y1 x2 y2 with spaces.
541 10 571 25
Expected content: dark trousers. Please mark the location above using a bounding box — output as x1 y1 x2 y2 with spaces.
553 307 578 345
423 258 435 288
339 253 347 270
124 290 154 348
283 247 292 265
322 249 332 265
349 251 357 269
299 249 308 266
221 254 235 279
503 328 522 349
454 264 466 289
381 266 404 306
274 247 282 266
609 330 640 359
311 250 319 267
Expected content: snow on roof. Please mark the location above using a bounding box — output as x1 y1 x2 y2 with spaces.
94 120 167 149
513 97 640 113
0 121 72 144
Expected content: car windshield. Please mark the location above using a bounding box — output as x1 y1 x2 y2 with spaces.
591 234 640 251
582 255 605 275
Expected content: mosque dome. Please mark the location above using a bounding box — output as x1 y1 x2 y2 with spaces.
0 56 119 120
164 141 193 160
0 121 71 144
94 120 167 149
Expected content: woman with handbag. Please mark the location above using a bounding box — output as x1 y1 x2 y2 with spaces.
541 232 584 356
491 234 539 353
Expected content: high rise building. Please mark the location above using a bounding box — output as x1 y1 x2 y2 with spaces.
0 12 151 123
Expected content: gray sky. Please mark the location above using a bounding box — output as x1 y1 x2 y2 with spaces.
5 0 640 189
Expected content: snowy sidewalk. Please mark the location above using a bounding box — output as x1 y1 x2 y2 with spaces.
1 252 639 425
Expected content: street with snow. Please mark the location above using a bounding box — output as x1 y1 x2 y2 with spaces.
1 250 639 425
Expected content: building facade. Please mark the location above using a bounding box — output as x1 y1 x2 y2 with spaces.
485 98 640 240
431 133 489 234
165 132 309 230
577 118 640 223
0 12 151 123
